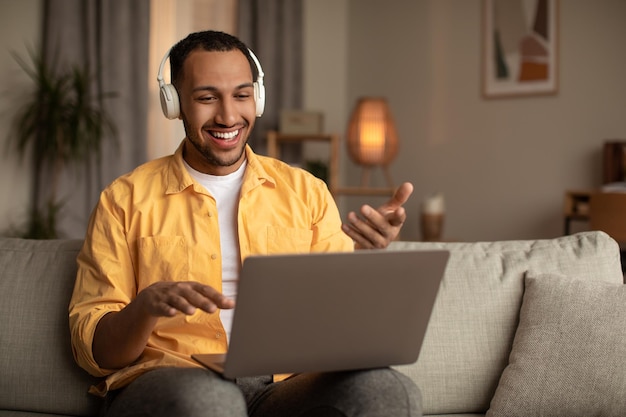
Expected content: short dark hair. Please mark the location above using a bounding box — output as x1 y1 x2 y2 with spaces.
169 30 258 88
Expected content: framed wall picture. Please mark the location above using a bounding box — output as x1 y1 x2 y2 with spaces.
482 0 559 98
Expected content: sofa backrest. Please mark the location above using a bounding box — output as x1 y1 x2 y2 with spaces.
390 231 623 415
0 238 100 416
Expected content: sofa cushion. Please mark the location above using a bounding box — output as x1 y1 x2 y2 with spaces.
0 238 100 416
486 273 626 416
391 231 623 415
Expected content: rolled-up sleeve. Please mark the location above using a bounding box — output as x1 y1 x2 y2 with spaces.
69 188 134 377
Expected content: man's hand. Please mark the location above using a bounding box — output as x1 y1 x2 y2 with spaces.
341 182 414 250
93 282 234 370
137 281 235 317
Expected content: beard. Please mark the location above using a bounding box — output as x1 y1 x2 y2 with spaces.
183 118 248 169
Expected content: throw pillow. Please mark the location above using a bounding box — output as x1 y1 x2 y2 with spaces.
487 273 626 417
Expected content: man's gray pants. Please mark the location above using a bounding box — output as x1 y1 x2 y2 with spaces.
102 367 422 417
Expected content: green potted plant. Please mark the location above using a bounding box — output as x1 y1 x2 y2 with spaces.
6 47 117 238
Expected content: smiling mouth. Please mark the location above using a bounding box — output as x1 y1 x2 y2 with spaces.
211 129 239 140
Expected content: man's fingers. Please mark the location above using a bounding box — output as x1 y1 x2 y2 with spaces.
344 210 391 249
163 292 199 316
342 223 376 249
142 281 234 317
153 301 180 317
382 182 414 210
195 284 236 310
386 206 406 227
181 282 235 313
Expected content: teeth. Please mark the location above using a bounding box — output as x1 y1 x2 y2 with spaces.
213 130 239 139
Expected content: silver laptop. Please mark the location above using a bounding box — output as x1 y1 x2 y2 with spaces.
192 249 449 380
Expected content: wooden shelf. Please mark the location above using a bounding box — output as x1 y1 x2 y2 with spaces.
334 187 395 196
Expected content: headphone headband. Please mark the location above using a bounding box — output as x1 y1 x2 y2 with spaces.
157 47 266 119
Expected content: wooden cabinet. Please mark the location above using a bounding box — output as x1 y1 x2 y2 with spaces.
603 141 626 184
563 189 591 234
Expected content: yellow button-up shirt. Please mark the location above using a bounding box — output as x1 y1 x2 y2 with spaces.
69 143 352 395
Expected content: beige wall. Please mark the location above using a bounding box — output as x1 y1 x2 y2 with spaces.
302 0 349 153
2 1 625 242
0 0 40 234
305 0 626 241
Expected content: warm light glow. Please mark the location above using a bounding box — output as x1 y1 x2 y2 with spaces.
357 101 386 164
347 97 398 167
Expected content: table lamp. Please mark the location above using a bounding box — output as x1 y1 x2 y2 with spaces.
346 97 398 187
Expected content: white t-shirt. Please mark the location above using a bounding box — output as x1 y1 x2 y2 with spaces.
183 159 246 341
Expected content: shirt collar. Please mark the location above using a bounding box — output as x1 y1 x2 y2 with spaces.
165 140 276 195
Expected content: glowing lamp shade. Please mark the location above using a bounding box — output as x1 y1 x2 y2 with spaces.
346 97 398 187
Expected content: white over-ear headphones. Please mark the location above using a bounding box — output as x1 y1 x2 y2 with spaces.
157 47 266 120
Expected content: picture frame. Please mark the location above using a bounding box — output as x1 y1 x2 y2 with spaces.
482 0 559 98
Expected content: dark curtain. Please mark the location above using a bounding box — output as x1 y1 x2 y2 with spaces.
42 0 150 238
237 0 303 154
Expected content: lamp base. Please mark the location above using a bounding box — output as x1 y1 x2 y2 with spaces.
360 166 394 188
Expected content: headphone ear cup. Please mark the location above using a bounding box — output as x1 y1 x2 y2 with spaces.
254 81 265 117
160 84 180 120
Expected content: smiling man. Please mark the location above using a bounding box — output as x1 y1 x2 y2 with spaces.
69 31 420 417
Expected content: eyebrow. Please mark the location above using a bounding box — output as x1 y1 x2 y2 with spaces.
192 82 255 93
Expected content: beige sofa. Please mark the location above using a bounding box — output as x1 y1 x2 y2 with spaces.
1 231 625 416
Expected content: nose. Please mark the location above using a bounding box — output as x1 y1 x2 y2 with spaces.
214 97 237 127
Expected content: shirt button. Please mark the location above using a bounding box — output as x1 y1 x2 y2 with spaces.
216 332 222 339
211 254 217 260
208 211 213 217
